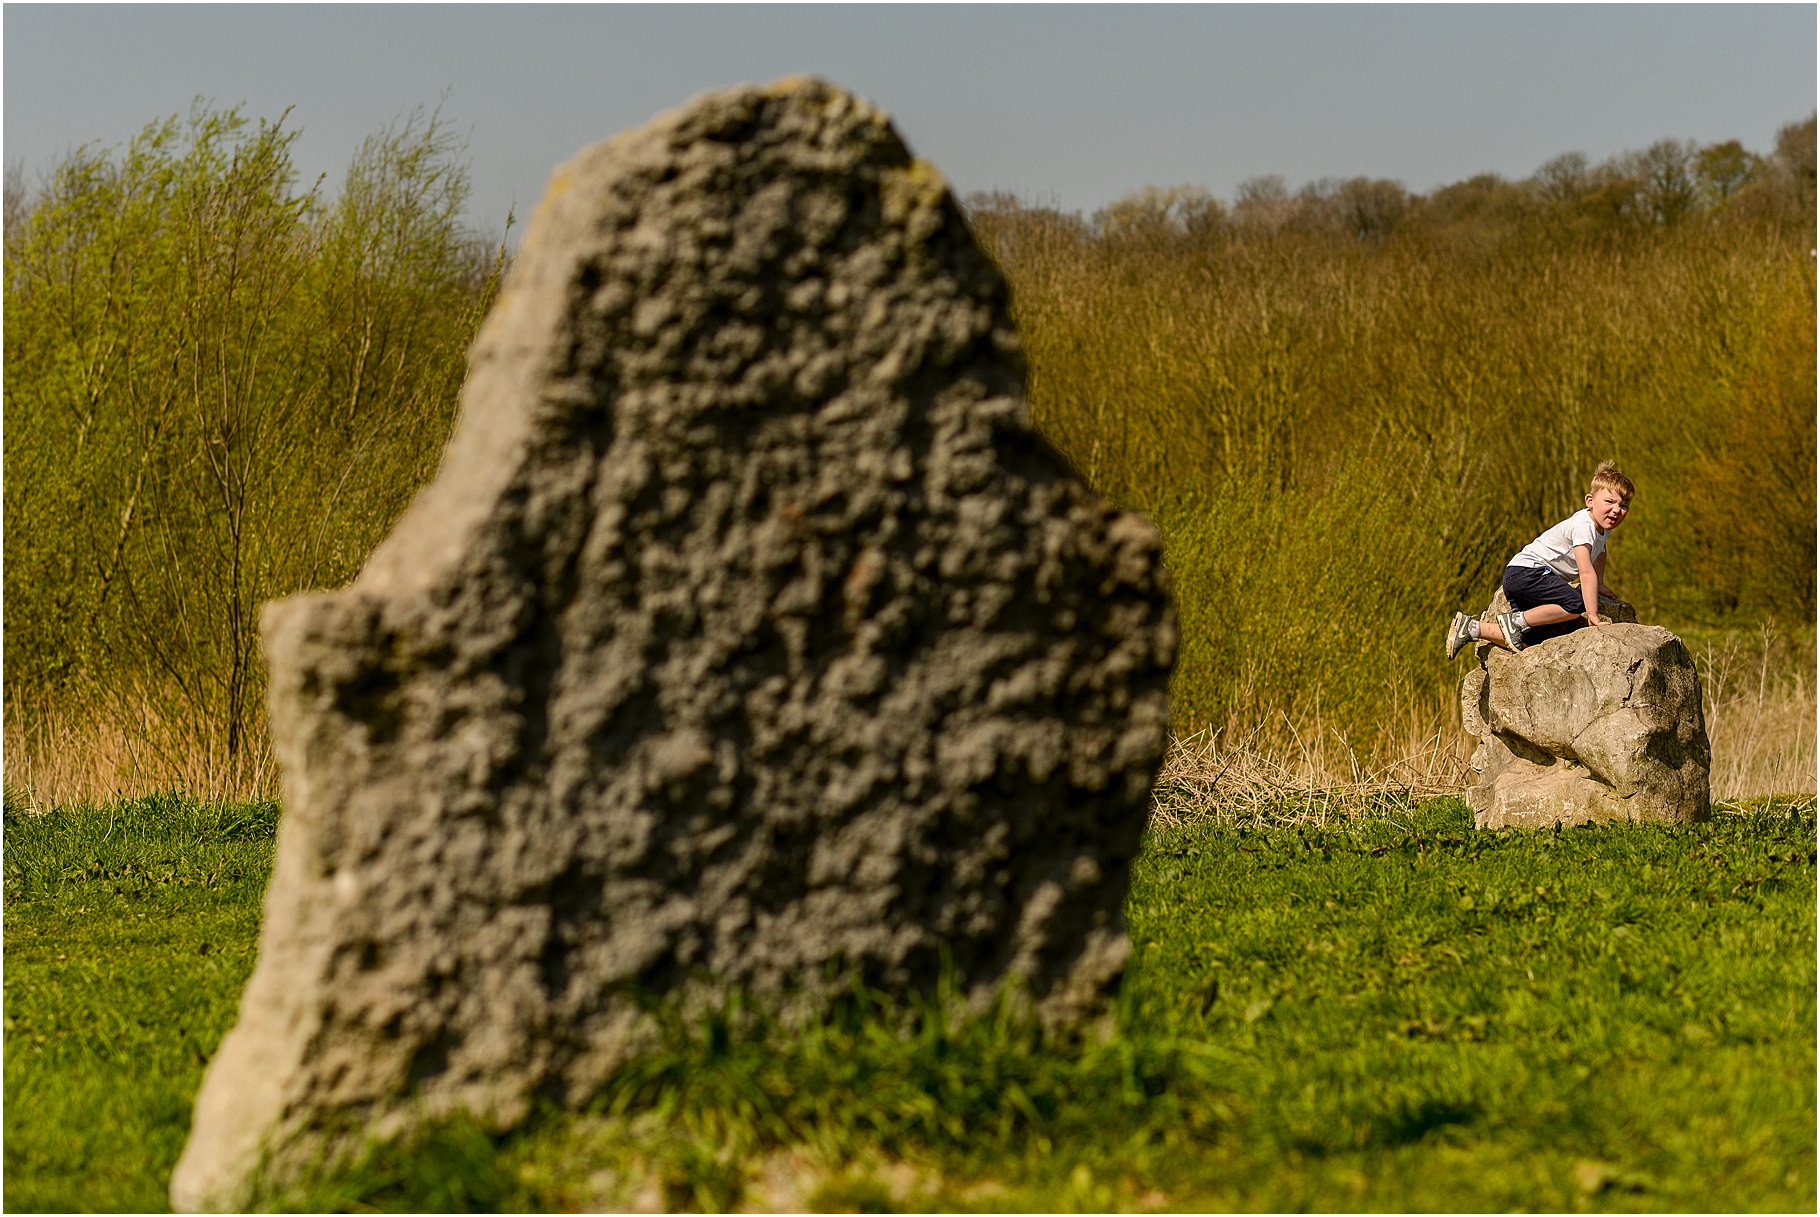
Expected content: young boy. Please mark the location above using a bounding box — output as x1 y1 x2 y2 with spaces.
1445 462 1634 656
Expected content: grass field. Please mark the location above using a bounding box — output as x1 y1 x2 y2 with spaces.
5 790 1812 1212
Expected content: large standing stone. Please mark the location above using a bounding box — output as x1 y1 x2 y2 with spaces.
172 78 1176 1210
1462 591 1709 827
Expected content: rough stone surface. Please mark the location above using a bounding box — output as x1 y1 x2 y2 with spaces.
1462 592 1709 828
171 78 1176 1210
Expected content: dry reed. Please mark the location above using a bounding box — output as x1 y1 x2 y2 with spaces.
1149 715 1471 832
1696 625 1817 802
3 681 279 813
5 630 1810 818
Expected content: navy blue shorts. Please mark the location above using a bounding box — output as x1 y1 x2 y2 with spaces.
1501 564 1589 644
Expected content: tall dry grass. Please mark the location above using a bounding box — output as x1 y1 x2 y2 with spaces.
3 681 279 813
1695 626 1817 801
8 628 1806 816
1148 720 1469 832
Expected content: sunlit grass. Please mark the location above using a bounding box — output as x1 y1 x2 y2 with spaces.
6 793 1811 1211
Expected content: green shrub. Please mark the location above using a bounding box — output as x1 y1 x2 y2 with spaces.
3 102 504 780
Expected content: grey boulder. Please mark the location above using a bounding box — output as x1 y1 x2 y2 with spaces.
1462 593 1709 827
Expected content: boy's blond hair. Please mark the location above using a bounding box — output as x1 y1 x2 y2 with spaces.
1590 460 1634 503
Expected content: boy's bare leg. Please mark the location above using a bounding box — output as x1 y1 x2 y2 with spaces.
1519 604 1578 626
1482 603 1579 650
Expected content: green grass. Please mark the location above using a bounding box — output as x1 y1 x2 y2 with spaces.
6 794 1813 1211
3 794 278 1213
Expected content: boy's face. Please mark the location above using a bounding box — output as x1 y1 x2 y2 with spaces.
1586 486 1629 531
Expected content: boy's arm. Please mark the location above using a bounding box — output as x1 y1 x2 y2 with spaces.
1575 545 1603 625
1593 552 1618 600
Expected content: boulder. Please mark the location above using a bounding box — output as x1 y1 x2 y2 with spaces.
1462 592 1709 828
170 78 1176 1210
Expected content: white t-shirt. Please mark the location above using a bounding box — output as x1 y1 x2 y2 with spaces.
1507 508 1607 580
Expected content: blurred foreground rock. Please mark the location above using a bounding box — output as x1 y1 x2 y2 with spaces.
1462 590 1710 828
171 78 1176 1211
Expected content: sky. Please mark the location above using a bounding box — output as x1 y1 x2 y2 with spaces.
5 4 1815 243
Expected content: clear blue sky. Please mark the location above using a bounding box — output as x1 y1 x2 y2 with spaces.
5 4 1815 242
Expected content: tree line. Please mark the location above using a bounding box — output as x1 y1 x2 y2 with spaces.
973 120 1816 251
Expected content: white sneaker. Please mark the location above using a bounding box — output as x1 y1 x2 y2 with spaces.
1496 610 1526 651
1445 612 1476 659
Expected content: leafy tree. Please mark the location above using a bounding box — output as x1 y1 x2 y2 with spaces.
4 102 503 785
1094 184 1224 247
3 161 26 234
1695 139 1763 206
1408 174 1533 253
1231 175 1293 232
1773 114 1816 198
1332 177 1409 242
1532 152 1591 204
1625 138 1701 225
1724 115 1816 230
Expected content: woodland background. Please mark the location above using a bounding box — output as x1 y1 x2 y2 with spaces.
5 105 1814 803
